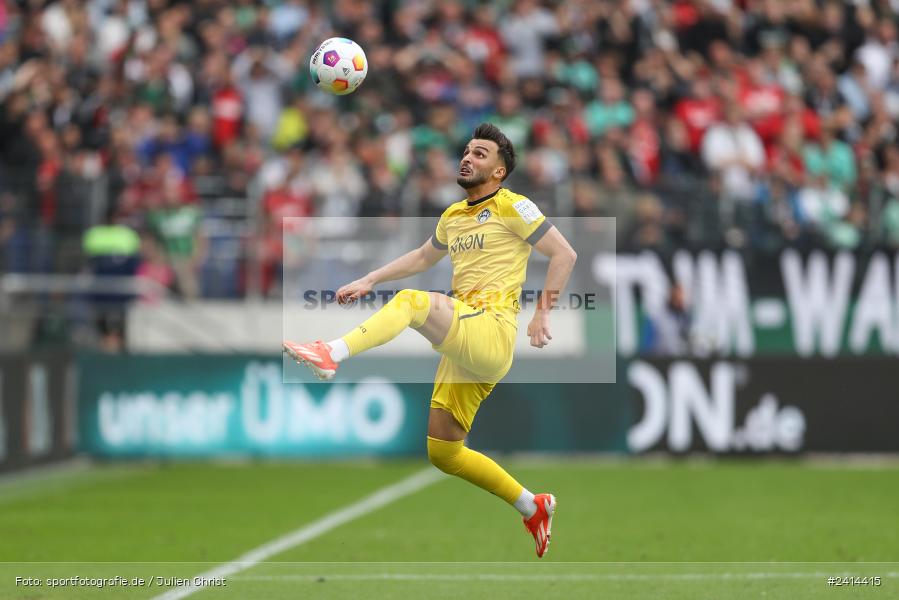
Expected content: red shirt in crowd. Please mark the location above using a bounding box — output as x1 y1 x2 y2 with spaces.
37 158 61 226
739 81 786 145
629 118 661 185
767 145 805 183
212 86 243 148
674 95 722 152
460 25 505 84
263 187 312 224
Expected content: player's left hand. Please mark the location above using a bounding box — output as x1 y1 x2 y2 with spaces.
527 311 552 348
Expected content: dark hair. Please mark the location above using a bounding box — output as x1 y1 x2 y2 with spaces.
472 122 516 180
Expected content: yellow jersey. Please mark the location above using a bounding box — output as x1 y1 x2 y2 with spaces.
431 187 551 327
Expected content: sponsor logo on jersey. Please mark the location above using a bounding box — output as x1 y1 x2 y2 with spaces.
450 233 485 254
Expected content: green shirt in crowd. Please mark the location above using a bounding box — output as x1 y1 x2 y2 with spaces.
148 205 202 258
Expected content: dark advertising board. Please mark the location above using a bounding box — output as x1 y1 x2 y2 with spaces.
0 353 77 473
623 358 899 454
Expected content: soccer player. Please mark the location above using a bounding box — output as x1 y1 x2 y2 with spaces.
283 123 577 558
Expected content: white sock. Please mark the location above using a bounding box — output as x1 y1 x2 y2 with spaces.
514 488 537 518
327 338 350 363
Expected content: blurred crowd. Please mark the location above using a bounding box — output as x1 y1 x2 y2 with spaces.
3 0 899 306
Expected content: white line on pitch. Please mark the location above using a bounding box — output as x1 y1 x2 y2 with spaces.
152 468 443 600
231 572 899 582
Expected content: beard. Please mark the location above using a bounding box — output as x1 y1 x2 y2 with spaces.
456 169 488 189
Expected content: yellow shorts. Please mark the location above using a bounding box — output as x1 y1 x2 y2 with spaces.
429 298 516 432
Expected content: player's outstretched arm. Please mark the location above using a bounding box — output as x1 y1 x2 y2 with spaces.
336 238 446 304
527 226 577 348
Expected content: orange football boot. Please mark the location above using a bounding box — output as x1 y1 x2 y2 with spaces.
283 340 338 380
523 493 556 558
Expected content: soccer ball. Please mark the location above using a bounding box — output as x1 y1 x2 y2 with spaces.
309 38 368 96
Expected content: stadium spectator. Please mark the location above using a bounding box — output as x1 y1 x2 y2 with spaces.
415 147 465 218
489 89 530 150
594 140 638 238
739 58 787 148
856 15 897 91
584 78 634 139
232 45 295 141
642 282 692 356
674 73 722 152
458 4 505 85
0 0 898 326
499 0 558 79
628 87 661 185
701 102 766 205
136 234 175 305
146 175 204 299
658 117 706 183
839 61 873 121
804 120 857 192
271 94 309 151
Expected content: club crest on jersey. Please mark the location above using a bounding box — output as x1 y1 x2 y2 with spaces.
476 208 492 224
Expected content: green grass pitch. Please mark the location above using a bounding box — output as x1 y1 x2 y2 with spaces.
1 459 897 599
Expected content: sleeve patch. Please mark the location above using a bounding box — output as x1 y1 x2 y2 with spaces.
512 198 543 224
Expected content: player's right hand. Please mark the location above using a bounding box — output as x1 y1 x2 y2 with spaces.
336 276 375 305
